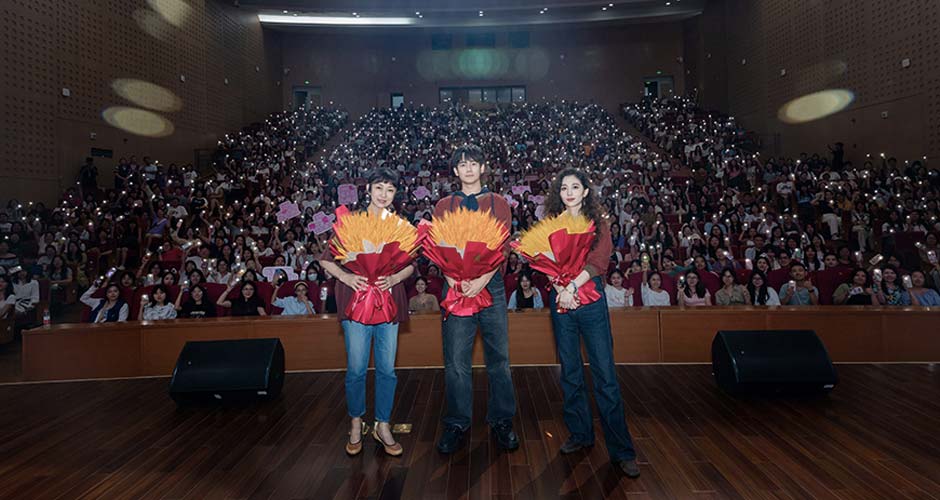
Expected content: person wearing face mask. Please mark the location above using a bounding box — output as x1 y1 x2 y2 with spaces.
541 168 641 478
318 168 414 458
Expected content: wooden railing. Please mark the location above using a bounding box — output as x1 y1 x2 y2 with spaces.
22 307 940 381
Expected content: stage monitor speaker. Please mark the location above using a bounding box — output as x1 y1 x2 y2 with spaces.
169 338 285 404
711 330 837 394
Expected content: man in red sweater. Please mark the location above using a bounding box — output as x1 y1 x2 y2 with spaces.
433 144 519 454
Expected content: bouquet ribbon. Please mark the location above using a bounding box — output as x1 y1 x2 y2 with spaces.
441 282 493 318
331 205 418 325
423 237 506 318
345 282 397 325
550 274 601 313
512 224 602 314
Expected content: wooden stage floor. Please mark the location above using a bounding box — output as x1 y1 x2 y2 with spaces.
1 364 938 500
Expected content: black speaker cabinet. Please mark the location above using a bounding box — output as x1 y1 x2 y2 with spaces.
169 338 285 404
711 330 837 394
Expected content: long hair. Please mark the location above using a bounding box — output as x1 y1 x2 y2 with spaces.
544 168 606 243
747 270 770 305
683 270 707 299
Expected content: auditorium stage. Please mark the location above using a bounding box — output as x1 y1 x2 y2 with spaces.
1 364 938 499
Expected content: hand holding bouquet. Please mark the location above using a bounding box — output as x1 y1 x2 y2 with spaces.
512 213 601 313
330 206 420 324
421 207 509 317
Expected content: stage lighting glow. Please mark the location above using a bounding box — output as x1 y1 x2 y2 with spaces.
146 0 190 27
258 14 416 26
133 8 172 40
778 89 855 124
456 49 509 79
102 106 175 137
111 79 182 112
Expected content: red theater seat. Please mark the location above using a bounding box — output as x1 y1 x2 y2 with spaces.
766 268 791 291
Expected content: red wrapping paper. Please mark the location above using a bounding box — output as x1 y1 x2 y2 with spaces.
331 206 418 325
511 224 601 313
420 225 508 317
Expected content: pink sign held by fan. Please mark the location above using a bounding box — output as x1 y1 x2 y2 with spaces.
337 184 359 205
276 201 301 223
307 211 336 235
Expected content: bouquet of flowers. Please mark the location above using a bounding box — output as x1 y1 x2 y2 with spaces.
330 206 420 324
512 213 601 313
422 207 510 317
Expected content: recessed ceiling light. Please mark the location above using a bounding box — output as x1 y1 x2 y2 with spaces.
602 6 608 10
259 14 415 25
282 10 288 13
415 11 420 15
609 3 614 6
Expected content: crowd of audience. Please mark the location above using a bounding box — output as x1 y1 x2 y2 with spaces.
2 94 940 327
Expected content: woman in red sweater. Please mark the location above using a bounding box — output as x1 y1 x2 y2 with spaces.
544 168 640 479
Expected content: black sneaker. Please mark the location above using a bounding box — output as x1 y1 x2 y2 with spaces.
437 425 466 454
617 459 641 478
559 436 592 454
491 421 519 451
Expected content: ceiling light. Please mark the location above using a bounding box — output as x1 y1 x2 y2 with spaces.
282 10 288 13
415 11 420 15
258 14 416 26
602 6 608 10
609 3 614 6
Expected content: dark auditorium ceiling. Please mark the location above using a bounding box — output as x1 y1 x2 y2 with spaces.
243 0 704 29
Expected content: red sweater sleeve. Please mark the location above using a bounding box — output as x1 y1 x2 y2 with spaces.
584 218 613 279
433 196 453 219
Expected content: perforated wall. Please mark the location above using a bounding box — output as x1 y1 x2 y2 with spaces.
0 0 281 202
688 0 939 161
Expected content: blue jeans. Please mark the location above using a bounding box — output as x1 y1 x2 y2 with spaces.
549 277 637 461
441 272 516 429
342 320 398 422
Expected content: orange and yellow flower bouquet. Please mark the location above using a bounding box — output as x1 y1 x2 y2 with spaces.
330 206 420 324
511 213 601 312
421 207 510 317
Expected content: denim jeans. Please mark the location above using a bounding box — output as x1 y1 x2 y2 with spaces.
549 277 637 461
441 271 517 430
342 320 398 422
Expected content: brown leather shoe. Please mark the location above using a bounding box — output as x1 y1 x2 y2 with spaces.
373 423 404 457
345 421 369 456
